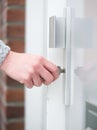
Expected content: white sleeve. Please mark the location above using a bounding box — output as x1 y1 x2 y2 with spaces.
0 40 10 65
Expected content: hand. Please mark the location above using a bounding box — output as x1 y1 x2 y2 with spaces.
1 51 59 88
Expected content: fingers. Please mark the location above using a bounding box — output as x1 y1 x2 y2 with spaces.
32 73 42 87
43 60 59 80
20 57 60 88
22 65 58 88
39 66 57 85
21 74 42 88
5 52 60 89
21 79 34 88
25 81 34 88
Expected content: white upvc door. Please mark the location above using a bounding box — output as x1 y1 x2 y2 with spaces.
25 0 46 130
25 0 67 130
25 0 97 130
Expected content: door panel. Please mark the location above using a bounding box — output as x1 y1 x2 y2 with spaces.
47 0 97 130
47 0 66 130
47 49 65 130
26 0 97 130
66 0 97 130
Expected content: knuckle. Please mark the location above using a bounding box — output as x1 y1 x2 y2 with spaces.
44 81 50 85
35 81 42 87
53 66 58 73
36 84 41 87
39 81 42 86
29 85 34 88
28 69 32 75
33 62 40 70
50 76 54 82
44 82 49 85
23 74 30 83
28 66 35 75
52 67 59 78
44 77 54 85
38 56 44 63
32 56 44 71
26 85 33 89
28 68 35 76
34 56 44 67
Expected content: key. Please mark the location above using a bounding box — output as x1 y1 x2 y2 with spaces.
57 66 65 74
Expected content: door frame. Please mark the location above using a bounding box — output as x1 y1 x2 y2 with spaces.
25 0 48 130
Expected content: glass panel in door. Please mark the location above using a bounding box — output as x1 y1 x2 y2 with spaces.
66 0 97 130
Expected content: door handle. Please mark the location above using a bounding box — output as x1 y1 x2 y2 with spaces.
49 7 93 106
49 7 74 106
49 16 65 48
49 8 74 106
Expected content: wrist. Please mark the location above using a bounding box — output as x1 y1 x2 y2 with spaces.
0 50 13 72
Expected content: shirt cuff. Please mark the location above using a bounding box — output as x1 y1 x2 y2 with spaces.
0 40 11 65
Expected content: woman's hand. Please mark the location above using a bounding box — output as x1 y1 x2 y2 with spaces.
1 51 59 88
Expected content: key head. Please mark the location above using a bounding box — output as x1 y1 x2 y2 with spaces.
57 66 65 74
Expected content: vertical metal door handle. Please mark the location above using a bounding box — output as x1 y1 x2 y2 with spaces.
49 7 75 106
49 16 65 48
65 7 75 106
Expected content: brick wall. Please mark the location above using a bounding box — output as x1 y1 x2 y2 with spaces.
0 0 25 130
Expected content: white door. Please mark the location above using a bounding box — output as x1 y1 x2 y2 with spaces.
25 0 97 130
65 0 97 130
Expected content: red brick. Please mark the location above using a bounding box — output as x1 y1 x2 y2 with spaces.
7 9 25 22
1 117 6 130
0 72 6 95
0 31 3 38
6 88 24 102
6 76 24 87
0 1 2 11
0 1 4 12
2 8 25 23
0 85 5 96
2 25 25 39
7 25 24 38
6 121 24 130
8 0 25 5
8 40 25 52
0 0 25 129
0 101 6 117
4 0 25 6
6 105 24 118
